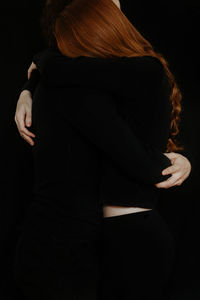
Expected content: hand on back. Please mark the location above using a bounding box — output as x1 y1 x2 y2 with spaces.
155 152 191 188
14 62 36 146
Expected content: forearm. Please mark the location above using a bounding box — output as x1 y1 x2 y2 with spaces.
20 48 54 95
52 87 171 185
27 49 172 184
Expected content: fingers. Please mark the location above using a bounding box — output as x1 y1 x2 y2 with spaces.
28 62 37 79
25 110 32 127
157 152 192 189
28 69 32 80
15 112 35 146
17 113 35 137
14 89 35 146
155 172 185 189
164 152 179 165
162 164 180 176
20 132 35 146
179 170 190 183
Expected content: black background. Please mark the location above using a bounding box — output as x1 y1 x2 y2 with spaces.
0 1 199 299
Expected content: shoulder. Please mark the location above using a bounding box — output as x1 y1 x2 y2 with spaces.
115 56 165 88
38 48 163 73
122 55 164 74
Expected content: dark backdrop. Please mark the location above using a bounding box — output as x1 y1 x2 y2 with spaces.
0 1 199 299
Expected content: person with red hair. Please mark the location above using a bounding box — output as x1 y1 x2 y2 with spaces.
14 1 191 299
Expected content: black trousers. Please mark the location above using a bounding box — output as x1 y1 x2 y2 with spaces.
100 208 176 300
14 216 101 300
14 209 175 300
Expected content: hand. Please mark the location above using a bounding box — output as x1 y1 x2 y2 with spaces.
28 62 37 80
14 90 36 146
155 152 191 189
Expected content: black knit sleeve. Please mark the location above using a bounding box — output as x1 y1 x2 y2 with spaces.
52 86 171 185
32 48 55 73
20 48 53 95
20 69 40 95
27 48 172 184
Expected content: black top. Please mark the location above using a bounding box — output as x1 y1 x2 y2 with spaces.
22 49 172 212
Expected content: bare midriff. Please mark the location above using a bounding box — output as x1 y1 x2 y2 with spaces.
103 205 152 218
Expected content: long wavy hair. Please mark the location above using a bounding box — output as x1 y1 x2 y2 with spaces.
42 0 183 152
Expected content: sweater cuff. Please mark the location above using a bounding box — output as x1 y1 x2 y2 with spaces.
20 69 40 95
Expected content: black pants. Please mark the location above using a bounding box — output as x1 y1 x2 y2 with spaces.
14 209 175 300
14 217 101 300
100 209 176 300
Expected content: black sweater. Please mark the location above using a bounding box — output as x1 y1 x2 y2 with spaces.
22 49 172 213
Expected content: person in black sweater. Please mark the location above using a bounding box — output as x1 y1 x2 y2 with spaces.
14 1 191 299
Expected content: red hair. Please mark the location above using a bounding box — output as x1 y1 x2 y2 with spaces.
54 0 183 152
